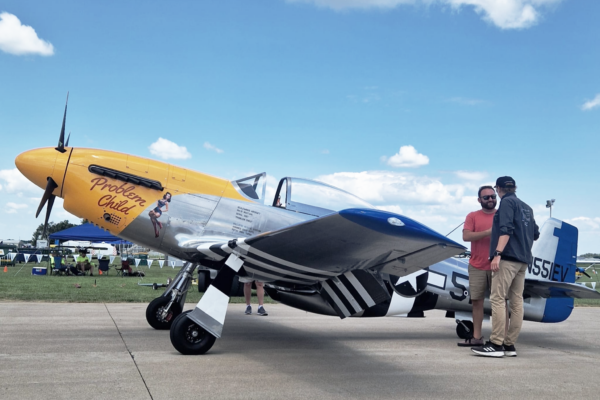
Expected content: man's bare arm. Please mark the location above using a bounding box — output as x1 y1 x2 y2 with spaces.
463 228 492 242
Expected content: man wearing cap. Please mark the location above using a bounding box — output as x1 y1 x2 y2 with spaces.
472 176 539 358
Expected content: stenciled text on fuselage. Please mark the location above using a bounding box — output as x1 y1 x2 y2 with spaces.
90 177 146 215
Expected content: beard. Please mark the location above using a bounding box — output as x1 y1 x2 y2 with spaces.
482 201 496 210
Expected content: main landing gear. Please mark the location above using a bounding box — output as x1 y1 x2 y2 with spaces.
145 262 197 330
169 311 217 355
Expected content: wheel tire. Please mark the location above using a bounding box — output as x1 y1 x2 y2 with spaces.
456 320 474 339
197 270 211 293
170 311 217 355
229 275 244 297
146 296 182 330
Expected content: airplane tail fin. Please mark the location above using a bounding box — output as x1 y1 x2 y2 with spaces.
527 218 579 323
529 218 578 283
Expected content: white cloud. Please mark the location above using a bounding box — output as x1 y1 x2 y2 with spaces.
0 12 54 56
381 145 429 168
567 217 600 231
204 142 224 154
376 204 404 215
6 202 28 214
582 94 600 111
454 170 488 181
286 0 562 29
316 170 464 205
0 168 39 194
148 138 191 160
315 169 484 240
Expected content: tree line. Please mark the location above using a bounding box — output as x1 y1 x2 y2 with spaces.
31 219 88 246
579 253 600 259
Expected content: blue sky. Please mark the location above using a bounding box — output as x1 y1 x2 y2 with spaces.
1 0 599 253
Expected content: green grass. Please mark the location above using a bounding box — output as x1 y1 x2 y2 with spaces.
574 299 600 307
572 264 600 307
1 262 599 306
0 262 263 303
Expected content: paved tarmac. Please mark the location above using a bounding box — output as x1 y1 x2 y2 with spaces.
0 303 599 400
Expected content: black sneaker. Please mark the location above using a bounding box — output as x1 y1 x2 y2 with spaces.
503 344 517 357
472 341 504 358
257 306 268 316
245 305 252 315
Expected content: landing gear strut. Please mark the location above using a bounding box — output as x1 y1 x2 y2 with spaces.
145 262 197 330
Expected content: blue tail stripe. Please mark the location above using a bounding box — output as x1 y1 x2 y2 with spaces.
541 221 578 323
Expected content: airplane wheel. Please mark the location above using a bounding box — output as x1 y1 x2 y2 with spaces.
197 270 211 293
146 296 182 330
456 320 474 339
170 311 217 355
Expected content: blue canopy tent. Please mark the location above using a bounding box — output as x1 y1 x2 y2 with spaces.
49 223 132 244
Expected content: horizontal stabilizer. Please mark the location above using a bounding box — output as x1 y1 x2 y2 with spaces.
524 279 600 299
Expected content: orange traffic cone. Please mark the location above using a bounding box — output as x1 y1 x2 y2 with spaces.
3 265 7 273
99 270 103 275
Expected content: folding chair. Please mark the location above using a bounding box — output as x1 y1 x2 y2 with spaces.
116 260 130 277
52 257 68 276
98 258 110 275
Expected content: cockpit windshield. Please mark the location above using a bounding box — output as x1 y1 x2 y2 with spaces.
274 177 374 217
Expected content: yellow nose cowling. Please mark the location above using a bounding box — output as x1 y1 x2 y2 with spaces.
15 147 70 197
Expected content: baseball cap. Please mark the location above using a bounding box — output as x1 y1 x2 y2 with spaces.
496 176 516 188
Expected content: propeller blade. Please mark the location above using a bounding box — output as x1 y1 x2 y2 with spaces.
55 92 69 153
42 195 56 238
65 132 71 147
35 177 59 218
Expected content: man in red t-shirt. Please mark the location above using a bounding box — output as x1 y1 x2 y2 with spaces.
458 185 497 346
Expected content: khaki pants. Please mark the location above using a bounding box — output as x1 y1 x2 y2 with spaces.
490 259 527 346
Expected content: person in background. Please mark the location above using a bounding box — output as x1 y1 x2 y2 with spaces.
76 250 94 276
458 185 497 347
50 252 67 275
240 277 268 316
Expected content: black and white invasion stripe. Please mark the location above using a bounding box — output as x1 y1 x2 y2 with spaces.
319 270 390 319
187 253 244 338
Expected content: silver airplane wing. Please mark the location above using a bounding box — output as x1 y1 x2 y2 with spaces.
197 208 465 318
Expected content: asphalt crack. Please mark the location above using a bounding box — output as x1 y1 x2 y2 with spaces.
104 303 154 400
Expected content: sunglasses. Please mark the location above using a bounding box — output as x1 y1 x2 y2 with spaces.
481 195 497 201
